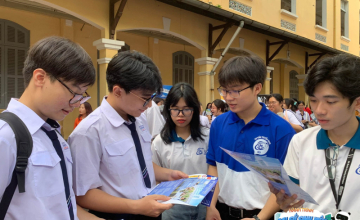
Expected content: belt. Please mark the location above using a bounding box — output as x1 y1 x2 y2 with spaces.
216 202 261 219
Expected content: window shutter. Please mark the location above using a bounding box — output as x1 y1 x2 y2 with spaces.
172 51 194 86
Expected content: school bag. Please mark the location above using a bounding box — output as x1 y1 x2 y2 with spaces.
0 112 33 220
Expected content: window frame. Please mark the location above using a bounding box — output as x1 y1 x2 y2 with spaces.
315 0 327 28
172 51 194 86
281 0 296 15
341 0 349 38
289 70 299 100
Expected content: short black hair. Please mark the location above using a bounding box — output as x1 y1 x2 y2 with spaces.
304 54 360 104
23 36 95 87
269 93 283 103
212 99 226 113
153 97 164 104
218 55 266 87
284 98 298 112
106 51 162 94
161 83 204 145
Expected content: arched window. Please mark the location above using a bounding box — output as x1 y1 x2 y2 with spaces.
173 51 194 86
289 70 299 100
0 19 29 109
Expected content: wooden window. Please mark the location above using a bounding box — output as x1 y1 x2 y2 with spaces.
289 70 299 100
173 51 194 86
0 19 29 109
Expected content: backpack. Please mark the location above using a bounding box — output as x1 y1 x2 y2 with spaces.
0 112 33 219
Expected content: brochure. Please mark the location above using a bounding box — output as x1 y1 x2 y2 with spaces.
148 174 218 207
220 147 319 205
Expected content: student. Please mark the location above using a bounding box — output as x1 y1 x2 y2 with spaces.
152 82 209 220
206 55 296 220
74 102 92 129
144 100 165 138
68 51 188 220
210 99 226 123
199 103 211 128
202 103 212 116
283 98 305 132
0 37 100 219
269 54 360 219
295 101 317 128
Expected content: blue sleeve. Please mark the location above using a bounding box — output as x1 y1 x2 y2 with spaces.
275 131 295 164
206 122 217 166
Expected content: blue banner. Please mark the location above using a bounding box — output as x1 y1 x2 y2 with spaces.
157 85 173 99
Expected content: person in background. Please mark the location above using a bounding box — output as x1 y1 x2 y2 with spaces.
295 101 310 129
199 102 211 128
203 103 212 116
282 98 304 132
152 82 209 220
144 100 165 138
268 94 285 117
210 99 226 123
153 97 164 113
74 102 93 129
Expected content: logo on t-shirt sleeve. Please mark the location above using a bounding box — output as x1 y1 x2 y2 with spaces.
253 136 271 155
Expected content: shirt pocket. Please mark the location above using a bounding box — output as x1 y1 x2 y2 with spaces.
30 151 65 198
140 131 152 161
104 139 138 176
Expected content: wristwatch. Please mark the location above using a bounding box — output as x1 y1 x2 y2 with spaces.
253 215 261 220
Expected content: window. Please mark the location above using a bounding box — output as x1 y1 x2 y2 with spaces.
173 51 194 86
281 0 296 14
0 19 29 109
316 0 327 28
289 70 298 100
341 0 349 37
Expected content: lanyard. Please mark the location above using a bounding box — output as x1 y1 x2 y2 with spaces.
324 147 355 210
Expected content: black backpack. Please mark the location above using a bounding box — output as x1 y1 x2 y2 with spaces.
0 112 33 219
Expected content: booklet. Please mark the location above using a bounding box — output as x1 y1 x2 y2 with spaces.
148 174 218 207
220 147 319 205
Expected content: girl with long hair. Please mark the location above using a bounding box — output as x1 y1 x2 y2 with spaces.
151 83 209 220
74 102 92 129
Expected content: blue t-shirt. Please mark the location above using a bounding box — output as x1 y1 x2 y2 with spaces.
206 103 296 172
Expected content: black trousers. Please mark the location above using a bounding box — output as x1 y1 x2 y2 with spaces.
89 210 162 220
216 202 274 220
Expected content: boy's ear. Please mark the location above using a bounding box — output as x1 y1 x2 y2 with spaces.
354 97 360 110
112 85 123 97
254 83 262 95
32 69 47 87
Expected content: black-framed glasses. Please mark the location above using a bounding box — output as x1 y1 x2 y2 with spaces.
323 145 339 180
169 109 193 117
56 77 91 104
217 85 253 99
130 91 157 107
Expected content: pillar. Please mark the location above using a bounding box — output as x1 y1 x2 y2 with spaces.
195 57 218 106
264 66 274 94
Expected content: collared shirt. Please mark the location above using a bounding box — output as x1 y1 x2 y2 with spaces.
143 101 165 138
68 97 156 199
284 109 305 129
152 127 210 175
199 115 210 128
0 99 77 220
206 103 296 209
284 117 360 219
295 110 310 122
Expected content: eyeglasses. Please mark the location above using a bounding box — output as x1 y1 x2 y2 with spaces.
217 85 253 99
130 91 157 107
169 109 193 117
56 77 91 104
323 145 339 180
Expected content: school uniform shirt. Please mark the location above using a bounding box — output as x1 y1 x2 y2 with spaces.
284 119 360 219
68 97 156 200
199 115 210 129
206 103 296 210
295 110 310 122
151 127 210 175
0 99 78 220
284 109 305 129
143 101 165 138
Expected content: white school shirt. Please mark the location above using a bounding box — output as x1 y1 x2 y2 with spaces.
143 101 165 138
284 124 360 219
284 109 304 128
151 127 210 175
68 97 156 199
295 110 310 122
0 99 78 220
199 115 210 128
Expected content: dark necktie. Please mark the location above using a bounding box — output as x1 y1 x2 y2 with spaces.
41 127 75 220
124 121 151 188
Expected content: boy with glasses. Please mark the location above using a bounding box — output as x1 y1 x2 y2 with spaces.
206 55 295 220
0 36 100 219
270 54 360 219
68 51 188 220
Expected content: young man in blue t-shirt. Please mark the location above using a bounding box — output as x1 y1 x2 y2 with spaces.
206 55 296 220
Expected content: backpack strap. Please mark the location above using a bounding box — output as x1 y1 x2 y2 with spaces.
0 112 33 219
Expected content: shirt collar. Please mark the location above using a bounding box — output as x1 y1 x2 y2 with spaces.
6 98 46 135
100 96 125 127
228 102 270 126
170 130 186 143
316 116 360 150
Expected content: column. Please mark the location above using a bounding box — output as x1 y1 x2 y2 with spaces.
264 66 274 94
195 57 218 105
93 38 125 101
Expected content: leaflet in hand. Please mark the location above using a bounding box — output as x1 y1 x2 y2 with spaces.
220 147 318 205
148 174 218 207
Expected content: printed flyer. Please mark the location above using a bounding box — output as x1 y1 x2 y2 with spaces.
221 147 318 205
148 174 218 207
